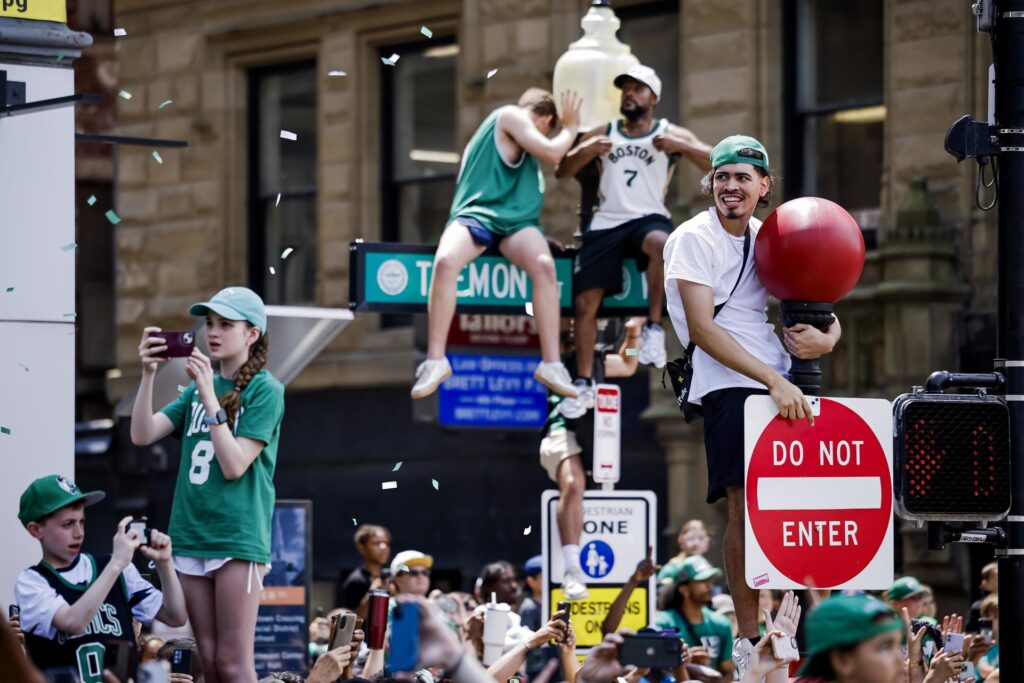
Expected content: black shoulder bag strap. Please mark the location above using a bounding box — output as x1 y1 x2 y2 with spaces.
683 228 750 359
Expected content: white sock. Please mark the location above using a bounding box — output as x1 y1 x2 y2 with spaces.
562 544 581 571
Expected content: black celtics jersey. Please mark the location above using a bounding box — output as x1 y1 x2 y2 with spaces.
23 554 139 683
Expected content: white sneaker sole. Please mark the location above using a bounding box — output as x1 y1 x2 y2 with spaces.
535 372 578 398
410 366 452 399
563 586 589 600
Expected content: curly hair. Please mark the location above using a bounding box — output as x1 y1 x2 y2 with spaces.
700 166 775 209
218 331 269 430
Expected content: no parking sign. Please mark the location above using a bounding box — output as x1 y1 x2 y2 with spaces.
744 396 893 589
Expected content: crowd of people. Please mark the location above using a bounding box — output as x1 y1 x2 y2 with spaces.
1 56 1006 683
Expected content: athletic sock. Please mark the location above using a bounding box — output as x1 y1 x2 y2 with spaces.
562 544 581 571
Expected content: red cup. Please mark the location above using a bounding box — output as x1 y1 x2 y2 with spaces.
366 590 389 649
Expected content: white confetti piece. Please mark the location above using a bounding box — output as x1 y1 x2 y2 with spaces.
114 28 127 36
432 479 439 490
393 461 403 471
382 53 400 66
281 247 294 259
523 526 532 536
421 26 433 38
328 70 348 77
525 302 534 316
487 69 498 79
86 195 97 206
119 90 133 100
280 130 297 141
275 193 281 207
382 481 398 490
269 267 276 275
352 518 357 525
159 100 173 109
152 150 163 165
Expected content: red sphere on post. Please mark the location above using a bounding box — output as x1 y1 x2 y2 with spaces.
754 197 866 303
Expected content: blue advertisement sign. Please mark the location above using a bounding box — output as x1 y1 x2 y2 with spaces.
255 500 311 676
438 353 548 428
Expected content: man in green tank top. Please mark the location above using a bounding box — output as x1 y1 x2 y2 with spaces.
412 88 584 400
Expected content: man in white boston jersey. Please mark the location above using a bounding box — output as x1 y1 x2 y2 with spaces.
556 65 711 416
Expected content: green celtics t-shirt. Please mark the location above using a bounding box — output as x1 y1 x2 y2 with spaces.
161 369 285 564
654 606 734 670
448 106 546 236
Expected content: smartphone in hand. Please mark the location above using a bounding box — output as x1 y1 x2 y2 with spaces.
330 612 357 650
943 631 965 655
171 648 193 675
389 602 421 672
147 330 196 358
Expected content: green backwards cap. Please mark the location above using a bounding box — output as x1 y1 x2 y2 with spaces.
19 475 105 526
710 135 770 172
657 555 722 585
797 595 903 677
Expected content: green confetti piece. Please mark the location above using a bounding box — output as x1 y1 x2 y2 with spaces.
63 312 77 318
61 242 77 251
56 52 65 62
5 287 13 293
1 427 10 436
105 210 121 225
392 461 402 472
420 26 433 38
159 100 173 109
432 479 439 490
86 195 97 206
625 348 638 357
152 150 164 164
119 90 132 100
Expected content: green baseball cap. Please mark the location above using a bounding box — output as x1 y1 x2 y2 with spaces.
659 555 721 585
710 135 770 172
19 475 105 526
887 576 926 601
797 595 903 676
189 286 267 335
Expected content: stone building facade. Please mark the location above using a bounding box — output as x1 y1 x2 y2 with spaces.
102 0 997 603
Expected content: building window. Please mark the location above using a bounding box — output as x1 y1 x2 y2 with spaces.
381 38 459 246
784 0 884 247
248 60 318 305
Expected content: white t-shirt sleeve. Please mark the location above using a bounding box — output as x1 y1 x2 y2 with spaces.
665 229 716 288
15 569 68 639
122 563 164 625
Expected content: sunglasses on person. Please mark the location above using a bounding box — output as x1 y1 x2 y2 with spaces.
399 568 431 578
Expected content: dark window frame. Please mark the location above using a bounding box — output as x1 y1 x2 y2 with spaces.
247 59 318 301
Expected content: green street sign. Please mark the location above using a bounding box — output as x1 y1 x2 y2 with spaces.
349 242 650 316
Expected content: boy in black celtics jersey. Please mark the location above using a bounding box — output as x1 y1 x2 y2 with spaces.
14 475 187 681
556 64 712 416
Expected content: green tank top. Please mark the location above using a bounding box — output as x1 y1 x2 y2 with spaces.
448 107 546 235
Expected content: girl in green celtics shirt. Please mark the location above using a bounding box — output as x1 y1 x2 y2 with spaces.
131 286 285 683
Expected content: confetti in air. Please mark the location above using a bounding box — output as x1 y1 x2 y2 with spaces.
523 526 532 536
382 481 398 490
393 461 403 472
352 518 358 526
159 100 173 109
61 242 77 252
381 53 400 66
625 348 638 357
432 479 439 490
56 52 65 62
281 247 294 259
119 90 132 100
525 302 534 316
105 210 122 225
328 70 348 77
0 427 10 436
63 312 77 318
275 193 281 207
86 195 97 206
152 151 163 165
421 26 433 38
280 130 297 141
114 28 127 36
5 287 13 293
17 363 29 372
269 267 276 275
487 69 498 79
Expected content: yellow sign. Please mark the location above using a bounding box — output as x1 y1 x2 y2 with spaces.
551 586 649 649
0 0 67 23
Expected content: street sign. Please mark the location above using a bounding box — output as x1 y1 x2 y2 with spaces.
349 241 650 316
542 490 656 653
592 384 621 484
744 396 893 590
437 353 547 428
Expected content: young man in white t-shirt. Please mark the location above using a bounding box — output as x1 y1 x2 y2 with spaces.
663 135 842 675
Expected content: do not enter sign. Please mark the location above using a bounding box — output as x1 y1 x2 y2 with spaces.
744 396 893 590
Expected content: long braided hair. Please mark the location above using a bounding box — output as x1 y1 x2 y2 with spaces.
218 330 269 430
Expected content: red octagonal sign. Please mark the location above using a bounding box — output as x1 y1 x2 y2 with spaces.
744 396 893 589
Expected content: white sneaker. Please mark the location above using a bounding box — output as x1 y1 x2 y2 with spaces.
638 322 667 368
557 379 595 419
411 358 452 399
732 637 755 679
562 566 589 601
534 362 578 398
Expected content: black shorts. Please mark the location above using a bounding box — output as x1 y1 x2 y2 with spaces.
702 387 769 503
573 214 673 296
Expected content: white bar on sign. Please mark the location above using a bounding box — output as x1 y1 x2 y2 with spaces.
757 477 881 510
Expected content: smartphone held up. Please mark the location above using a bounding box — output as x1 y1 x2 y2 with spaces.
146 330 196 358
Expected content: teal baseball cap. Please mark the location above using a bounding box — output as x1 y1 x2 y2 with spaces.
887 576 926 601
710 135 770 172
797 595 902 676
189 286 267 335
659 555 721 585
19 475 105 526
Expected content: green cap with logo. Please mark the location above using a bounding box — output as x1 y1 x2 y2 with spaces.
19 475 106 526
797 595 903 676
710 135 770 173
658 555 721 585
886 576 926 601
189 286 267 336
